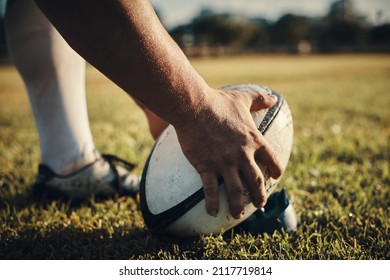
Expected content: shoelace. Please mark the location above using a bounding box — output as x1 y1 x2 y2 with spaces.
101 154 136 196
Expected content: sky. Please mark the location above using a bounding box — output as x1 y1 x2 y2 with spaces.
150 0 390 29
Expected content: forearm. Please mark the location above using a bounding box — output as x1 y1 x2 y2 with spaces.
34 0 209 127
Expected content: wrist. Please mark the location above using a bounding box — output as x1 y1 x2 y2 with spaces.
164 81 212 130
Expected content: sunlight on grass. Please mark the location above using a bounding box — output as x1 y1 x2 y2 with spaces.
0 55 389 259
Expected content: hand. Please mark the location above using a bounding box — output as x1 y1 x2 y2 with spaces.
175 88 283 219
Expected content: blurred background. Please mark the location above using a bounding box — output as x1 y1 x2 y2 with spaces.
1 0 389 58
150 0 390 56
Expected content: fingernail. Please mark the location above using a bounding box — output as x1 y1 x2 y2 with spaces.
209 210 218 217
268 93 277 100
234 211 245 219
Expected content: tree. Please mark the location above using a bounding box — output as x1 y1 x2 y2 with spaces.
328 0 356 22
191 10 259 48
320 0 369 52
170 9 269 53
168 2 389 55
270 14 311 52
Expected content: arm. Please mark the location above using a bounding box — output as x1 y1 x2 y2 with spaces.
34 0 283 218
34 0 207 125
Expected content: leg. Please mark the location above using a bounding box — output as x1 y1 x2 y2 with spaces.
5 0 96 175
4 0 140 198
135 100 168 140
144 109 169 140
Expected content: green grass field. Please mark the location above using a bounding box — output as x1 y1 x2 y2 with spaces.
0 55 389 259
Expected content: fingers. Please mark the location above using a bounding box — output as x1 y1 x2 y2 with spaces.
199 135 282 219
248 90 277 112
240 160 267 209
222 169 245 219
201 162 269 219
254 140 284 179
200 171 219 217
202 169 247 220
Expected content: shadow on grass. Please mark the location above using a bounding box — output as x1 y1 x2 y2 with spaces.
0 189 204 260
1 226 147 259
0 224 206 259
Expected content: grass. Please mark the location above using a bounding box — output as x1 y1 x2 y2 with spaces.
0 54 389 259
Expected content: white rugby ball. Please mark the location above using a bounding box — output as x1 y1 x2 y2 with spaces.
140 84 293 237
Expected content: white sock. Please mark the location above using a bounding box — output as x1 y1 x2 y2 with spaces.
5 0 97 174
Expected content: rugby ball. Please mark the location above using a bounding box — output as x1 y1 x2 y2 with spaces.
140 84 293 237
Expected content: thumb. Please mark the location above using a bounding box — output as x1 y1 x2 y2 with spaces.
248 90 278 112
